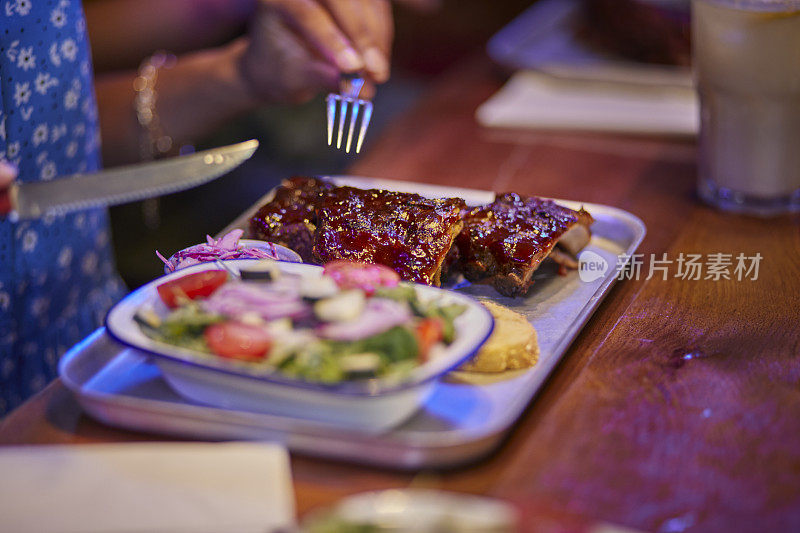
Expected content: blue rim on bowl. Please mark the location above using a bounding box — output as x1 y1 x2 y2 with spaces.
106 261 495 398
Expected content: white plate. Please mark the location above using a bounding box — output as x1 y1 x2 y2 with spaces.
105 261 494 432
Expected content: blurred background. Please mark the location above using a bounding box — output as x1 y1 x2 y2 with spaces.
101 0 692 288
105 0 533 288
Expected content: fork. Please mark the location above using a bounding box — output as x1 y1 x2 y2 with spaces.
326 74 373 154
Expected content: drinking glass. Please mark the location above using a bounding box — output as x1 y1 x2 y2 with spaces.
692 0 800 215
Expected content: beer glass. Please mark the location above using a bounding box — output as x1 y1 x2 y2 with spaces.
692 0 800 215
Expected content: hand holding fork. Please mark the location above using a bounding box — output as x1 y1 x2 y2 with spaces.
240 1 392 152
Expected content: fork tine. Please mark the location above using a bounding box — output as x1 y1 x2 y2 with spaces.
345 100 361 153
355 100 373 154
336 98 348 149
327 76 372 153
326 94 337 146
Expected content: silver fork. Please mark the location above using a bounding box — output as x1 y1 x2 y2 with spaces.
326 75 373 154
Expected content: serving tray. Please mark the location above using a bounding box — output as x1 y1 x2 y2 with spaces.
59 177 645 469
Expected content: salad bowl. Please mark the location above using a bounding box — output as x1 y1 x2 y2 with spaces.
105 260 494 432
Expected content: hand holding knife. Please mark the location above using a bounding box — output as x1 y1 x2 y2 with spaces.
0 160 16 217
0 139 258 220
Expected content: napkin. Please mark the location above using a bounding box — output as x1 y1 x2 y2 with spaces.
0 442 295 533
476 70 699 136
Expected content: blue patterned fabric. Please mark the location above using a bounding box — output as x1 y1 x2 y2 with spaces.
1 0 127 415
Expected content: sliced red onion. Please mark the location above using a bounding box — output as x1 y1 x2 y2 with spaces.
155 249 171 266
202 282 308 321
157 229 285 272
217 229 243 250
317 298 411 341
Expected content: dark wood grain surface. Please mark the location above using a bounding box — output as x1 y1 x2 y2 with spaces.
2 56 799 533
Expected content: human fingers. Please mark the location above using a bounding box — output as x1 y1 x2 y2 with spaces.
264 0 365 74
361 0 393 82
0 160 18 216
0 160 17 189
322 0 392 83
358 79 376 100
239 7 340 104
298 59 341 101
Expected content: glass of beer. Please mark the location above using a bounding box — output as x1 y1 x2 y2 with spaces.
692 0 800 216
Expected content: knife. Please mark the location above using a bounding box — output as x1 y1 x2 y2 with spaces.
0 139 259 220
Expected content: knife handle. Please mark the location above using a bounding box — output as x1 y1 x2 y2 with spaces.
0 159 17 217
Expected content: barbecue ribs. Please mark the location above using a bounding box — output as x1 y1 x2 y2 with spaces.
448 193 594 297
313 186 465 285
249 176 333 263
249 178 594 295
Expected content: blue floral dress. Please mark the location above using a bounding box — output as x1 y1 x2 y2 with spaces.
1 0 127 415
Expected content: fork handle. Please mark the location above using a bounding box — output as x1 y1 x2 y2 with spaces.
339 76 366 99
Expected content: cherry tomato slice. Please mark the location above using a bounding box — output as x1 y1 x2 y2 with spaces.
323 260 400 295
415 318 444 362
156 270 228 308
204 322 272 361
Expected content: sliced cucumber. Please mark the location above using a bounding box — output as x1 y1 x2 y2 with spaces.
314 290 365 322
299 274 339 300
339 352 381 375
239 312 265 326
264 317 293 334
268 329 316 366
134 307 162 330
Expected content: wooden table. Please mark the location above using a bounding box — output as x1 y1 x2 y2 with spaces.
2 56 799 532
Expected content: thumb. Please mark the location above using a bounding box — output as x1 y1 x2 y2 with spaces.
0 160 18 216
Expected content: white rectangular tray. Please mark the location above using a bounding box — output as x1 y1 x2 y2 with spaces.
60 177 645 469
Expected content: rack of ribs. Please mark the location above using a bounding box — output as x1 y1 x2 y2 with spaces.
249 178 594 295
448 193 594 297
313 186 465 285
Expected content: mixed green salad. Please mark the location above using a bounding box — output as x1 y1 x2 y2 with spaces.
135 260 466 384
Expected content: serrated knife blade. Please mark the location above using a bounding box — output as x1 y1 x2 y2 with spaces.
5 139 258 220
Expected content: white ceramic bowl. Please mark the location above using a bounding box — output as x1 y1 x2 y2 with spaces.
106 260 494 432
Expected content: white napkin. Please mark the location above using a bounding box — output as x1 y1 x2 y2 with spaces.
0 442 295 533
476 70 699 136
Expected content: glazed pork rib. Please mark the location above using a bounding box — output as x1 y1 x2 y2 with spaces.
249 176 334 263
450 193 594 297
313 186 466 285
249 177 594 294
